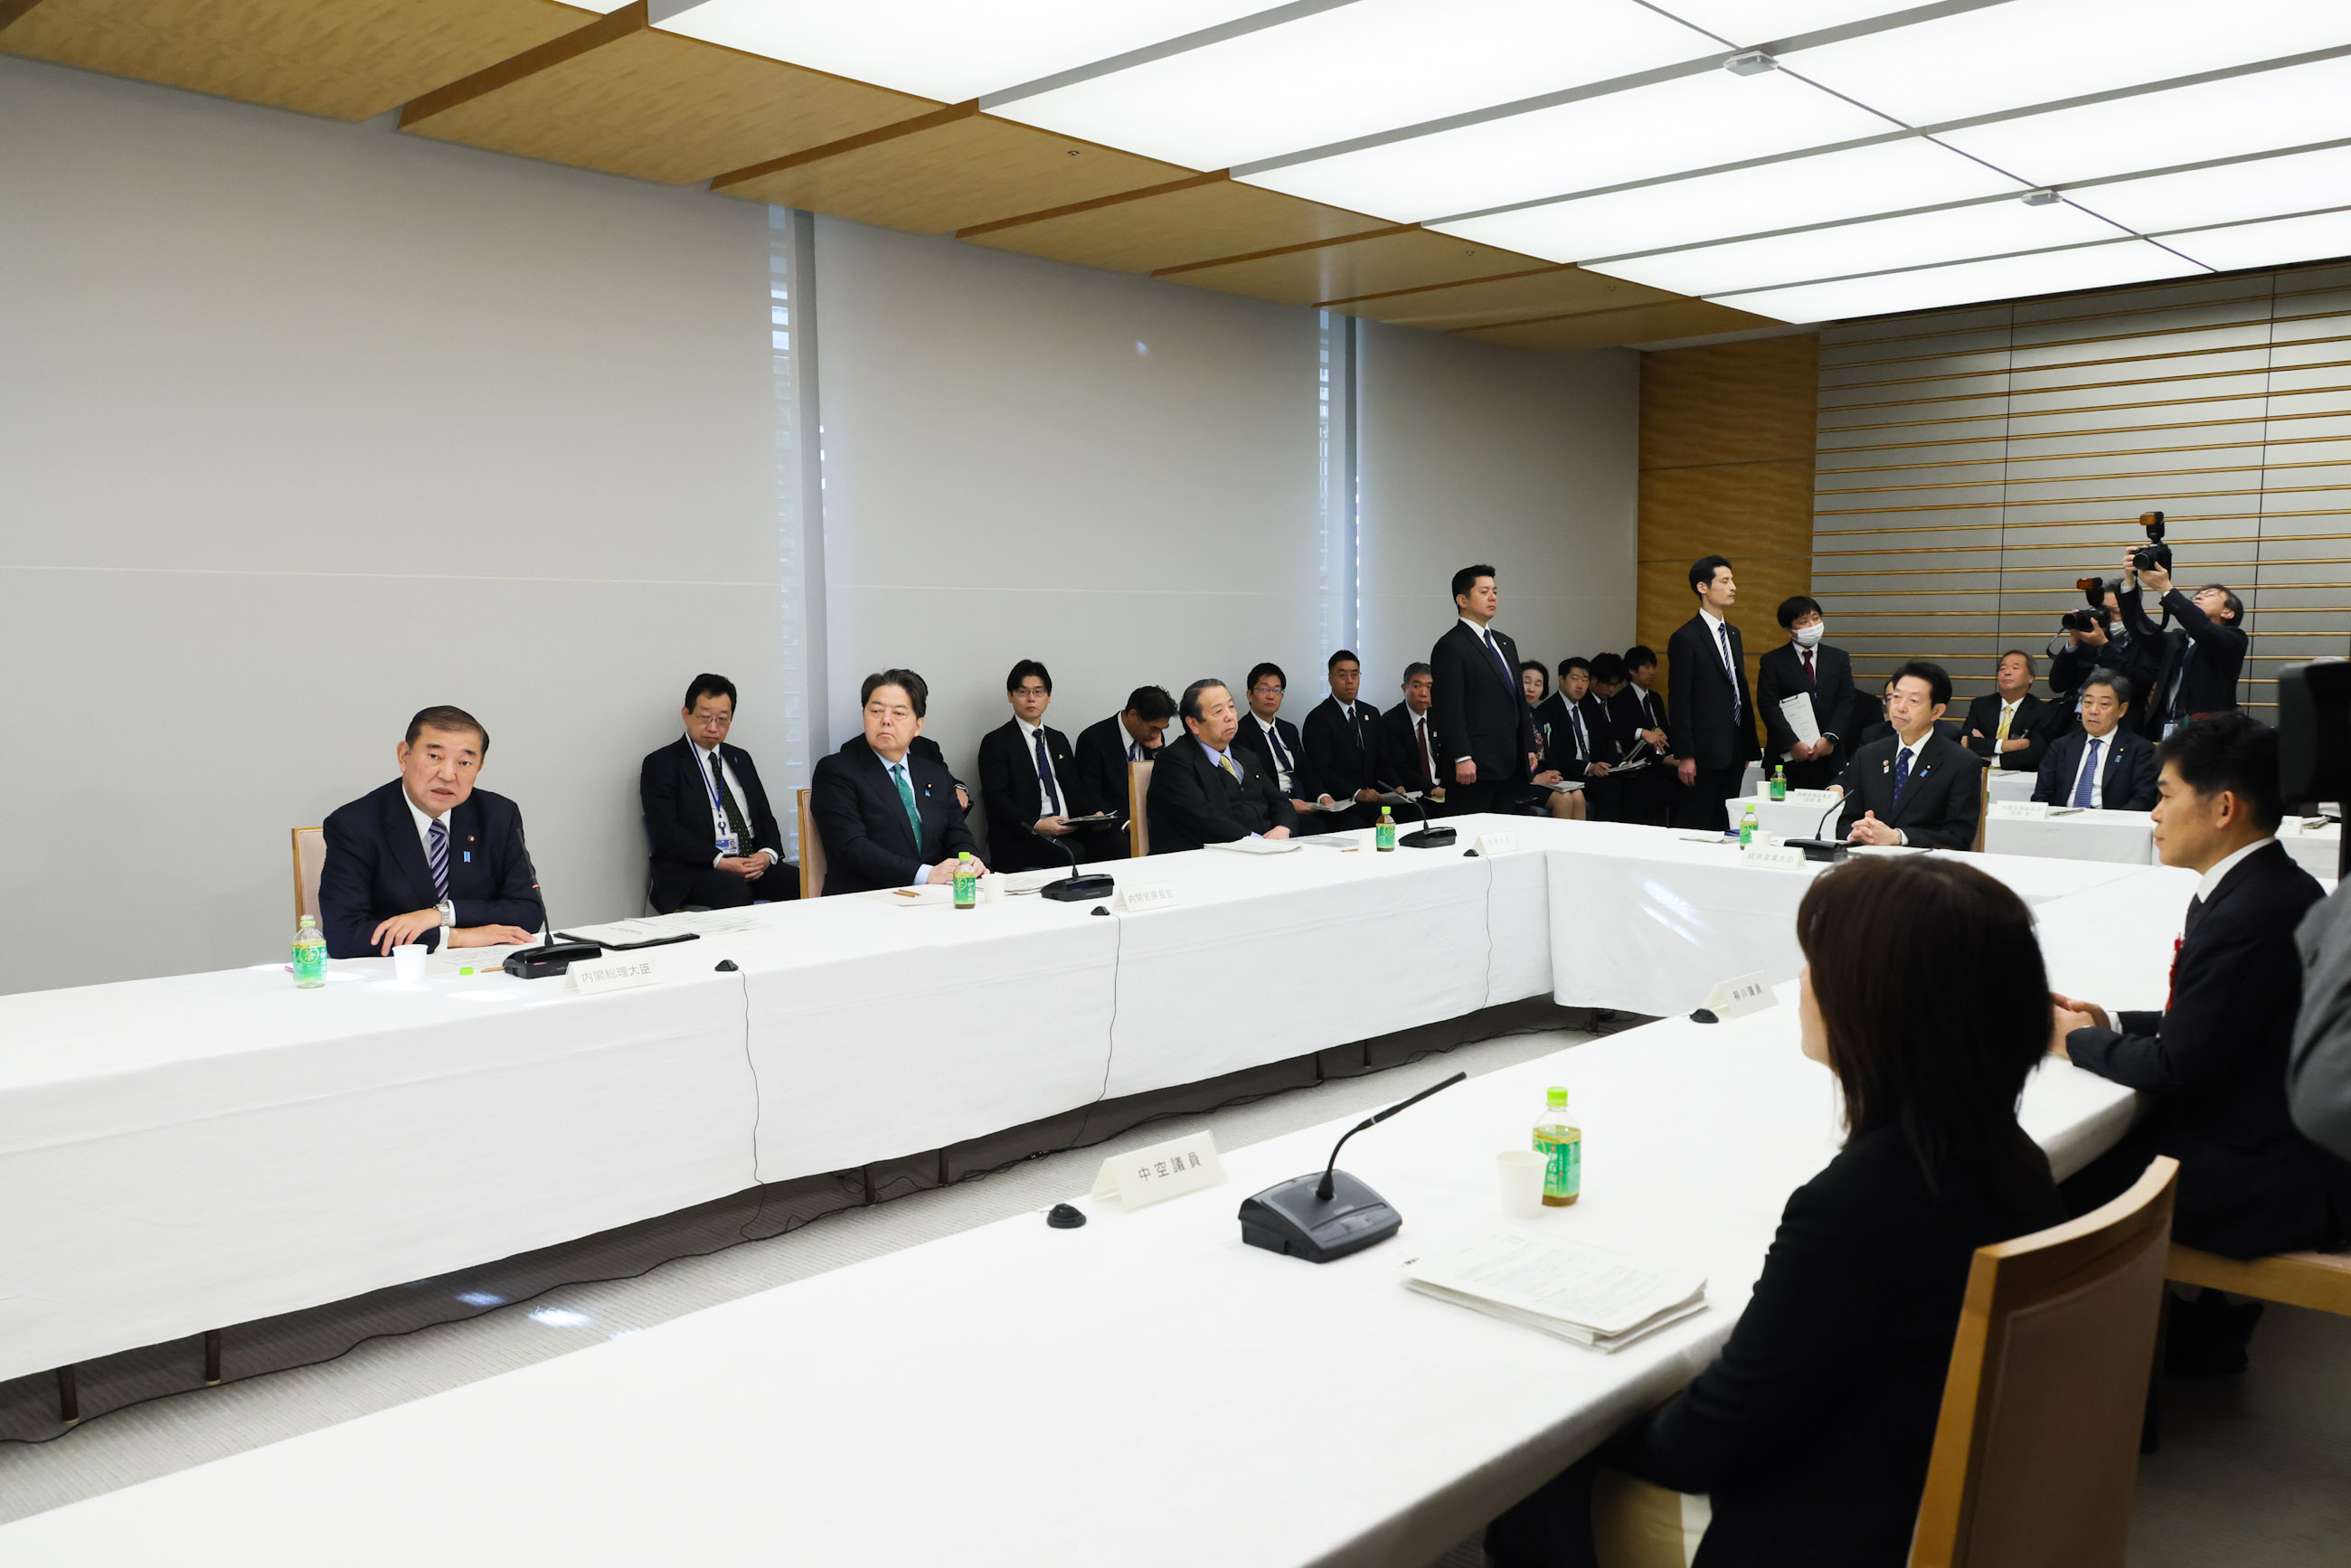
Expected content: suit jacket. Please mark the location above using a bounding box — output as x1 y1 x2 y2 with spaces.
1377 704 1443 796
1146 735 1298 855
808 745 977 894
1608 684 1671 760
2120 583 2248 732
1072 713 1154 858
1755 642 1859 762
2032 725 2160 811
1606 1125 2063 1566
317 781 544 959
1836 733 1983 849
975 718 1086 873
638 736 786 912
1231 713 1309 801
2066 842 2343 1258
1532 691 1615 780
1666 613 1761 771
2048 628 2161 730
1300 696 1383 804
1960 692 2060 774
1429 620 1539 780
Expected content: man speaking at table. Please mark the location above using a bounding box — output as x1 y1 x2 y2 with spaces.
1836 661 1983 848
2032 671 2158 811
1668 555 1759 830
317 705 545 958
1147 678 1297 854
810 670 985 893
1430 563 1539 817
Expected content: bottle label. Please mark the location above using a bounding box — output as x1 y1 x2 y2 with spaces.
1739 817 1756 846
953 866 977 907
1536 1130 1581 1200
1374 820 1396 850
292 938 327 984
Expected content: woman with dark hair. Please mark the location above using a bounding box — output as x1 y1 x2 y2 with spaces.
1487 855 2065 1567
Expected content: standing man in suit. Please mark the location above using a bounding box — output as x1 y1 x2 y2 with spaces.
2054 713 2346 1367
318 705 544 959
1961 650 2058 776
2032 672 2159 811
639 674 793 914
1300 650 1385 830
1836 661 1984 849
1610 646 1675 827
1430 563 1540 817
809 670 984 894
1668 556 1761 830
1378 662 1447 809
1755 595 1858 792
976 659 1104 874
1072 685 1176 859
2119 553 2248 738
1232 662 1332 827
1147 678 1298 854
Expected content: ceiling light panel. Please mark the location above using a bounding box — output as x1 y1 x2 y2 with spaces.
2162 208 2351 276
2072 144 2351 236
1646 0 1955 48
990 0 1719 174
1242 67 1892 224
1786 0 2351 128
653 0 1275 104
1715 239 2204 323
1433 137 2022 264
1588 196 2120 298
1938 55 2351 186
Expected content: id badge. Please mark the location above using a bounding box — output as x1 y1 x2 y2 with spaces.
713 808 740 856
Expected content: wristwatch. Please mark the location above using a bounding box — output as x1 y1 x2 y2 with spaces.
438 899 456 929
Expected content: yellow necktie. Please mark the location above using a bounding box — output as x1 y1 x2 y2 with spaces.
1996 705 2013 741
1220 755 1240 779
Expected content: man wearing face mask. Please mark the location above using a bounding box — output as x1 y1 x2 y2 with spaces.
1755 595 1857 792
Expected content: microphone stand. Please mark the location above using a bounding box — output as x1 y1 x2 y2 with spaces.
1237 1071 1467 1262
1374 785 1456 848
501 815 605 979
1030 821 1118 903
1781 791 1850 864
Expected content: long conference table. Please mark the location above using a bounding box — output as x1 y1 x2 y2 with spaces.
0 816 2195 1397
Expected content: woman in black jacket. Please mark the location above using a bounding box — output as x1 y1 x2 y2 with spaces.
1488 855 2067 1567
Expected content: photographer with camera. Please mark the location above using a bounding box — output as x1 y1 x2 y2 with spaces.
2050 579 2158 730
2114 511 2248 737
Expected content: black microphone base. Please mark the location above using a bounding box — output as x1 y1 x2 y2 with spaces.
1040 872 1119 903
502 940 603 979
1399 827 1457 848
1238 1168 1402 1262
1783 837 1849 863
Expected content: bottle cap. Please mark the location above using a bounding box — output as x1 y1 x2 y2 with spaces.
958 851 972 862
298 915 316 926
1545 1086 1568 1108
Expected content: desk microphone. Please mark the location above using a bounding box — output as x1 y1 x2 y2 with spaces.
1374 784 1457 849
501 815 604 980
1238 1070 1467 1262
1782 792 1850 864
1029 822 1119 903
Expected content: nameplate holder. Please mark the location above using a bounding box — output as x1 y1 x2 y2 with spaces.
1741 842 1808 870
1118 881 1179 912
1473 830 1520 857
1988 800 2050 821
1786 788 1838 807
1701 972 1776 1019
566 955 664 995
1090 1130 1226 1211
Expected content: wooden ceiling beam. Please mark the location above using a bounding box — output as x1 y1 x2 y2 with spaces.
401 2 647 129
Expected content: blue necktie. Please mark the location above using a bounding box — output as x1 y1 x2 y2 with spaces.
1482 628 1515 691
1031 728 1061 815
1893 746 1912 803
427 817 449 901
2073 738 2101 808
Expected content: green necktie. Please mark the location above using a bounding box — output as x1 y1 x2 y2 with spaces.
890 762 924 851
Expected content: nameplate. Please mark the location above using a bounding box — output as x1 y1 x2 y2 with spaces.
1988 800 2050 821
1741 842 1808 870
1702 971 1776 1019
1118 882 1179 912
1090 1130 1226 1210
1787 789 1838 807
566 955 664 995
1473 830 1520 857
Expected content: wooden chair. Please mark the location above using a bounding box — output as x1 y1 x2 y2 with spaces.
1909 1155 2178 1568
2166 1243 2351 1318
1128 760 1154 857
797 789 826 898
1971 767 1989 854
290 827 326 923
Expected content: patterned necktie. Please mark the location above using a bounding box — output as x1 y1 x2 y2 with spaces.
1482 628 1515 690
1996 704 2013 741
708 752 751 848
1417 717 1434 788
1031 728 1061 815
1571 704 1588 760
2072 738 2101 808
427 817 449 901
1717 623 1741 721
1267 723 1292 773
1219 752 1240 781
890 762 923 851
1893 745 1913 802
1801 647 1816 688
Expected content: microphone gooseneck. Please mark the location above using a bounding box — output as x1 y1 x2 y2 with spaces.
1314 1070 1467 1200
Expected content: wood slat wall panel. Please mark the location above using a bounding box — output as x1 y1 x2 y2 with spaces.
1812 261 2351 713
1642 335 1824 471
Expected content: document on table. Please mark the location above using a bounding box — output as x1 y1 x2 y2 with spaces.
1402 1232 1707 1352
564 910 768 942
1778 694 1821 750
1209 836 1304 855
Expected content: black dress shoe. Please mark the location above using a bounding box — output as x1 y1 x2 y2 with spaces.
2165 1288 2264 1376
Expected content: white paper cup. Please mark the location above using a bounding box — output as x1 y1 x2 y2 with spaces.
392 944 429 986
979 872 1006 904
1497 1149 1547 1218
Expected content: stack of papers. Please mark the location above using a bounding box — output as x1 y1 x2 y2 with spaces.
1401 1232 1708 1352
1209 836 1303 855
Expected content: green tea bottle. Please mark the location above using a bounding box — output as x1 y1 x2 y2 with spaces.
1534 1087 1581 1206
952 852 977 910
1374 806 1396 852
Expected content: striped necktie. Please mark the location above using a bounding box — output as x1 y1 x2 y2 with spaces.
427 817 449 901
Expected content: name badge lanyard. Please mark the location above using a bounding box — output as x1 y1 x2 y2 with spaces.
701 751 740 855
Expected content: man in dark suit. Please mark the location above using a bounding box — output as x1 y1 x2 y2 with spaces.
1960 649 2059 778
1377 662 1447 809
809 669 983 894
1836 661 1983 849
2033 672 2159 811
318 705 545 959
1299 650 1385 831
1147 678 1298 854
2118 553 2248 738
1608 646 1676 827
639 674 793 914
1072 685 1176 860
1755 594 1859 792
1668 555 1760 830
2055 713 2347 1367
976 659 1110 874
1528 656 1615 821
1232 661 1331 828
833 667 968 813
1429 563 1540 817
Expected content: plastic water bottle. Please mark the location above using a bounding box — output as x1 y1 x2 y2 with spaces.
291 915 327 988
953 851 977 910
1770 764 1787 801
1374 806 1396 852
1534 1087 1581 1206
1739 800 1759 846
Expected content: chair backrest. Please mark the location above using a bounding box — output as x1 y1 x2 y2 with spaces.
798 789 826 898
1128 760 1155 857
291 827 326 925
1972 767 1990 853
1909 1155 2178 1568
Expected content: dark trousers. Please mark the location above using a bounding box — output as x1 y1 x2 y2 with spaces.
1448 772 1521 817
655 862 797 913
1487 1455 1606 1568
1782 753 1843 792
1617 767 1675 827
1673 761 1748 831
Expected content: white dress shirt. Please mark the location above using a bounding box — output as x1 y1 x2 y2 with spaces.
694 741 779 867
2197 837 2277 901
402 789 457 929
1014 715 1069 818
1877 732 1931 844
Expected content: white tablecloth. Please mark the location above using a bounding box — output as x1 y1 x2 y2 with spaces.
1722 793 1845 841
1984 808 2153 864
0 989 2138 1567
1987 768 2042 803
2280 824 2342 883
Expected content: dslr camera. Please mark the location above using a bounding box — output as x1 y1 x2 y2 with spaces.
2061 576 2113 637
2132 509 2171 574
